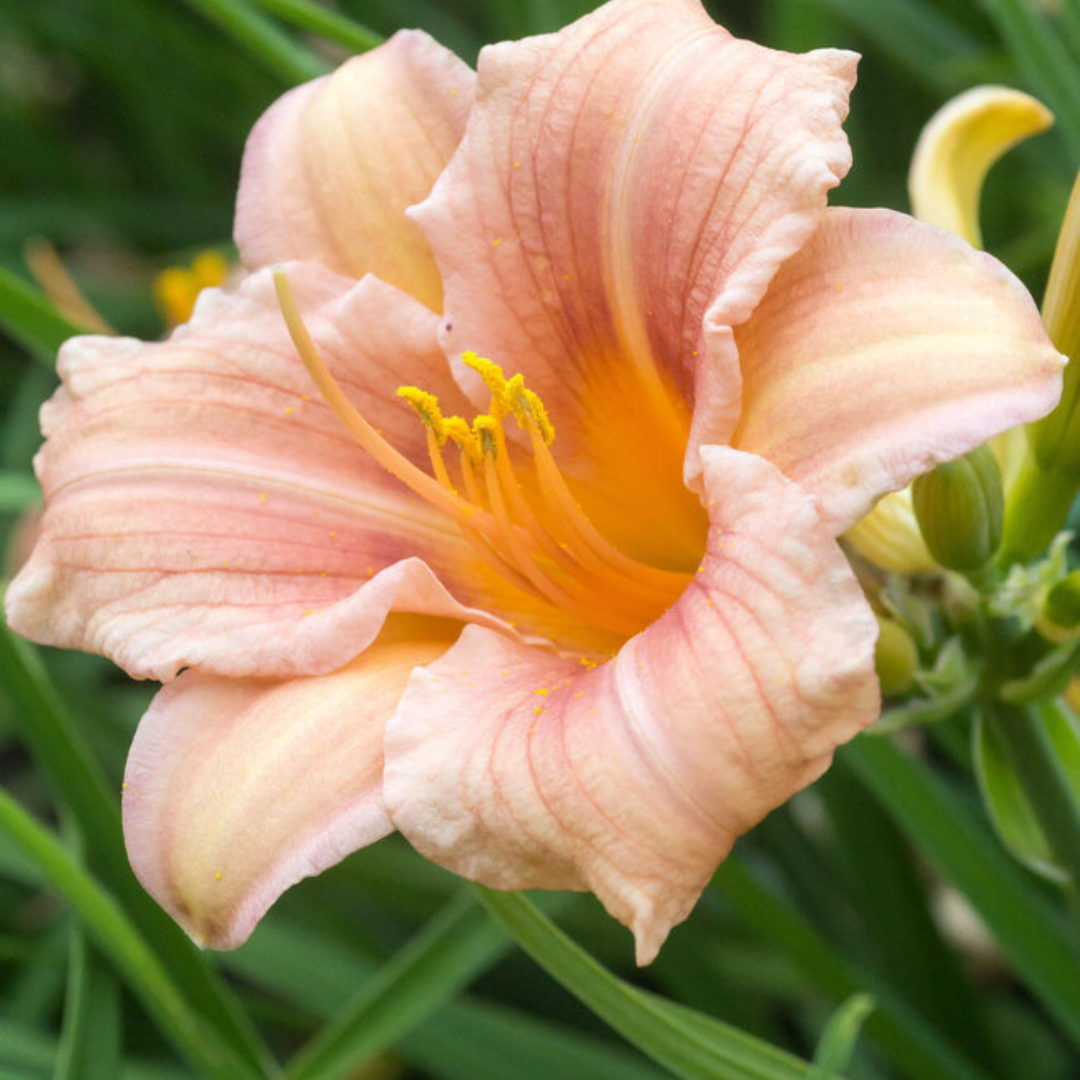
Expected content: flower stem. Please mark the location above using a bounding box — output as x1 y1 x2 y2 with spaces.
983 700 1080 932
998 455 1079 567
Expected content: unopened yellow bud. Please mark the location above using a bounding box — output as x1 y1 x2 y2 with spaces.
908 86 1053 248
913 446 1003 571
845 489 936 573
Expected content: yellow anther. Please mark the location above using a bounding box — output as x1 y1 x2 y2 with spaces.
275 278 689 638
397 386 447 444
473 414 500 456
444 416 481 464
462 351 509 414
506 374 555 445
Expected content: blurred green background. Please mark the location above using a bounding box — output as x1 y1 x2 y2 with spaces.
1 1 1078 1079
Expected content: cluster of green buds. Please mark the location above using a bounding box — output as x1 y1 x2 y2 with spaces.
857 86 1080 895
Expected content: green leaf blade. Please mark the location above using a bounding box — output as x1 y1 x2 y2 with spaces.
0 788 267 1080
0 269 81 367
843 735 1080 1047
477 887 828 1080
284 890 510 1080
0 622 273 1076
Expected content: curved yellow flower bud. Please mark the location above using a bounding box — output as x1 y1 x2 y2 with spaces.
846 490 935 573
908 86 1053 247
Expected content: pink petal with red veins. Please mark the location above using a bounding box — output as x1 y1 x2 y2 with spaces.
412 0 855 564
5 264 580 682
124 631 453 949
384 445 879 963
733 208 1065 533
235 30 474 311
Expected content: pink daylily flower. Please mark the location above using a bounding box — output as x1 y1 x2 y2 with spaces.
6 0 1064 963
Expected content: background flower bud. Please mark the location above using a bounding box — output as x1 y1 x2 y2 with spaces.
1037 569 1080 643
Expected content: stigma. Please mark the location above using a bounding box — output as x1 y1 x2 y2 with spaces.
273 270 690 638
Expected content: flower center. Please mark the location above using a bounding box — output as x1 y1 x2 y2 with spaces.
274 271 691 638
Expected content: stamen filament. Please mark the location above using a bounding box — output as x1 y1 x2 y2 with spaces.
458 450 486 509
425 428 454 491
273 269 500 541
489 420 576 570
445 436 548 598
458 517 555 605
276 279 690 639
25 238 114 334
481 453 646 635
480 450 578 610
464 354 678 603
489 409 675 619
522 415 691 595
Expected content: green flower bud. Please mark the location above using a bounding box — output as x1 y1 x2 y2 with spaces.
1039 569 1080 643
874 617 919 696
912 445 1004 571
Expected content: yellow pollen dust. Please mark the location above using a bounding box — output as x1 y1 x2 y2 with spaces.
272 270 692 639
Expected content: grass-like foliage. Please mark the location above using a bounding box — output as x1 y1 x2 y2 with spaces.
1 1 1078 1079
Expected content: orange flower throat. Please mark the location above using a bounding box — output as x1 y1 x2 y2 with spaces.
274 271 691 638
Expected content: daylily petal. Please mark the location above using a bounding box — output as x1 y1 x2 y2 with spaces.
235 30 474 311
908 86 1053 248
412 0 855 563
5 264 588 681
732 207 1064 534
384 445 879 964
123 629 453 949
